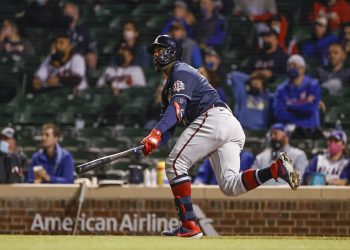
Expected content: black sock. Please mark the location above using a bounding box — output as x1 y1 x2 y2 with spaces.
257 167 273 183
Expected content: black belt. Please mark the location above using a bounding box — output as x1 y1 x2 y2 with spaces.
205 102 231 112
212 102 228 109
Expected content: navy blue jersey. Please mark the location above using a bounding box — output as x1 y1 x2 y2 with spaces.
161 61 222 125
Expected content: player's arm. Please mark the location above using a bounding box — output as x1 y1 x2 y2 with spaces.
141 96 188 155
142 70 194 156
158 102 175 146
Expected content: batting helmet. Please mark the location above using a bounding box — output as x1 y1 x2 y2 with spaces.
146 35 182 68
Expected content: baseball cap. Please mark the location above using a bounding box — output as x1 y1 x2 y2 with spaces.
259 27 278 37
1 127 16 140
203 47 219 57
328 129 347 144
170 21 186 31
315 16 328 27
270 123 288 133
288 54 306 68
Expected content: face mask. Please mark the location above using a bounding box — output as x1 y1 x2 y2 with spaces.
51 51 65 63
0 140 9 153
262 41 272 51
205 62 214 70
123 30 136 41
116 55 126 66
328 141 343 156
287 68 299 79
63 15 74 27
270 139 282 151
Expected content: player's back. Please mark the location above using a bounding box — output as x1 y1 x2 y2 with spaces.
168 61 223 123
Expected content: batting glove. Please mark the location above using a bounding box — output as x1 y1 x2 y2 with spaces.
141 129 162 156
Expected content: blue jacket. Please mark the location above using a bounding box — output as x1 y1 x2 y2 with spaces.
228 71 273 130
194 151 255 185
302 34 338 65
27 144 74 184
273 76 320 129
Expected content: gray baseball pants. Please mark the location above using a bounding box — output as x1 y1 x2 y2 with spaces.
165 107 248 196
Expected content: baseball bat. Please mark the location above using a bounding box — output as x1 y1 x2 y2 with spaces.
75 145 144 175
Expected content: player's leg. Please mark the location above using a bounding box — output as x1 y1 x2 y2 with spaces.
210 142 300 196
162 111 222 238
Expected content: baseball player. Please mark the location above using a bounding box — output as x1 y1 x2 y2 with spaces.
142 35 300 238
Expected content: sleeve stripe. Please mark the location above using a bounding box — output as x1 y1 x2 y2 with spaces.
170 94 191 101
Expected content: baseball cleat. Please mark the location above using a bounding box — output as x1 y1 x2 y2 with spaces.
275 152 300 190
161 220 203 238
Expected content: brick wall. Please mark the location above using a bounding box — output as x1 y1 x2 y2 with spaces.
0 185 349 236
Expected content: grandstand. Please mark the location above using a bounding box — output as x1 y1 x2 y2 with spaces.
0 0 349 182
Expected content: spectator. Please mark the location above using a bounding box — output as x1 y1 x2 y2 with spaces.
169 21 203 68
198 47 226 101
316 43 350 95
302 16 338 65
233 0 277 23
269 14 288 51
310 0 350 31
251 123 308 185
339 22 350 55
202 46 226 80
114 21 150 67
247 28 289 81
233 0 277 47
32 33 88 94
194 0 225 48
19 0 62 30
97 45 146 95
27 123 74 184
227 72 273 130
0 128 23 183
0 127 27 179
63 2 98 70
162 1 195 37
304 129 350 185
273 55 322 138
229 27 288 98
0 19 34 66
194 151 255 185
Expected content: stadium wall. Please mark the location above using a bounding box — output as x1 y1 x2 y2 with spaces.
0 185 349 236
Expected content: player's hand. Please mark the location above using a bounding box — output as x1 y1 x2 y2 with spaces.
141 129 162 156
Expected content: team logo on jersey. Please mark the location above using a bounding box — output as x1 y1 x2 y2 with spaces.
173 80 185 92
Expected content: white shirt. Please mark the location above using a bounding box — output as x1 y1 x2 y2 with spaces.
97 65 146 90
316 154 349 182
234 0 277 16
35 53 88 91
